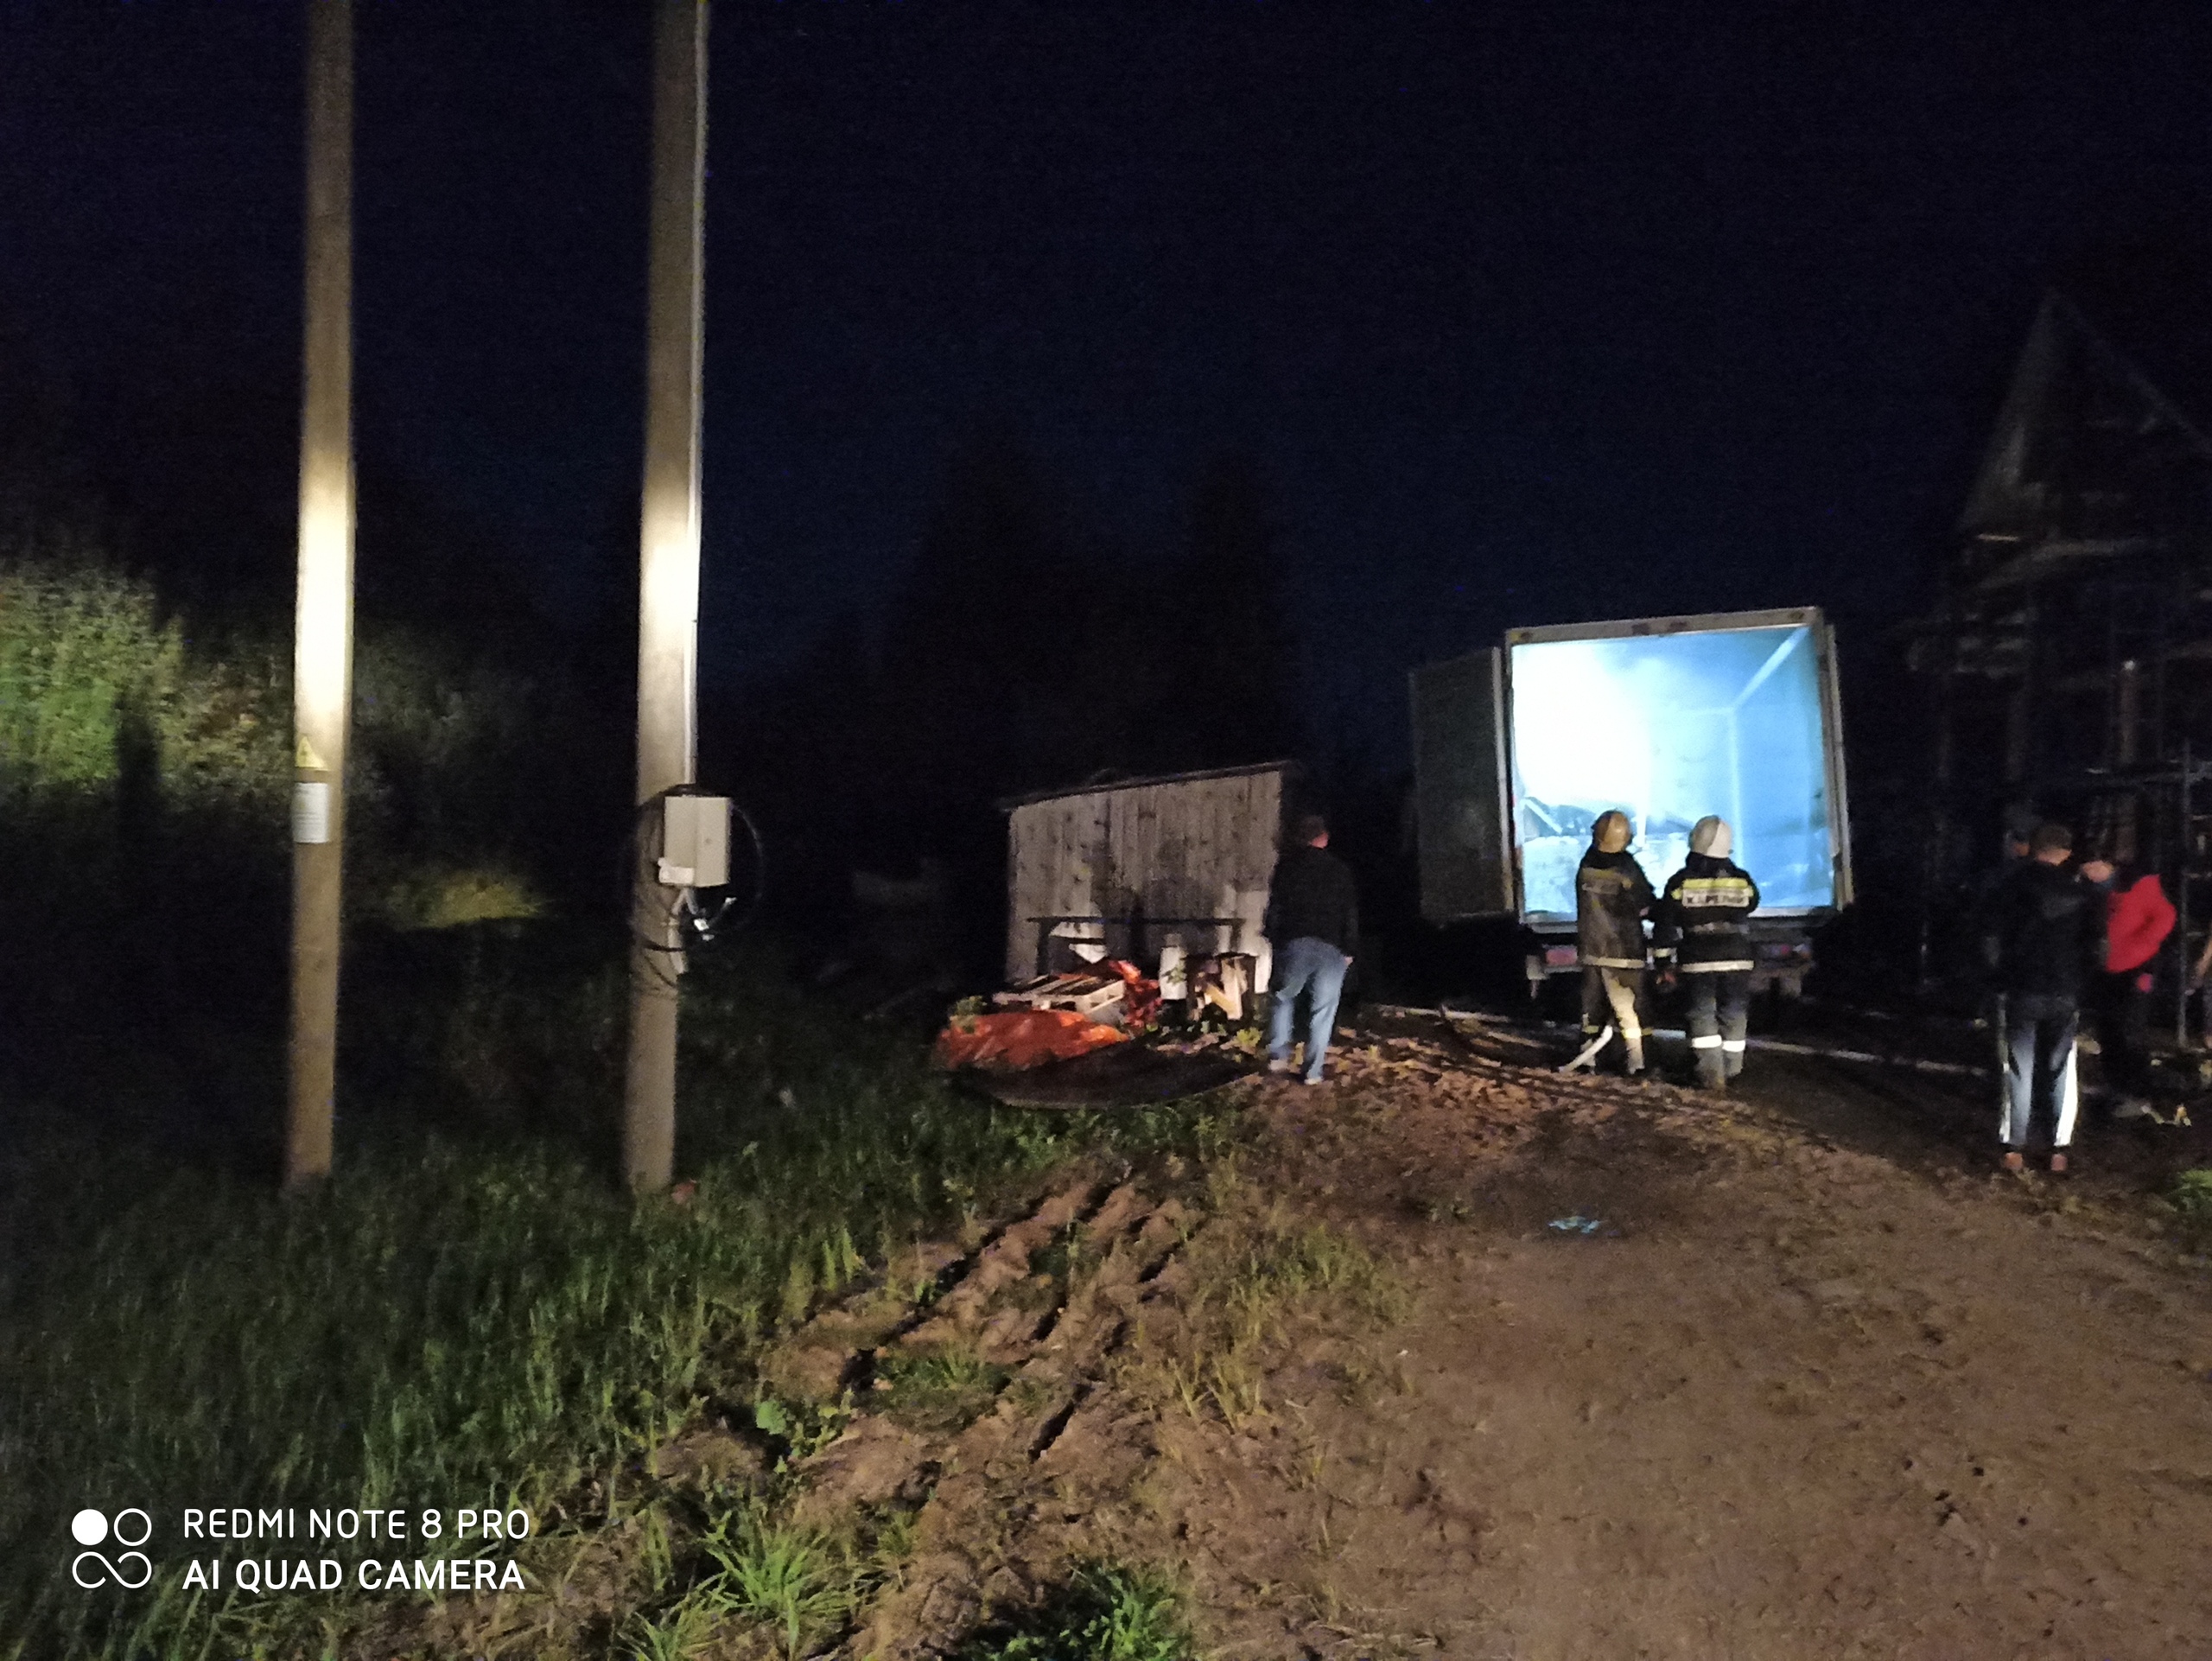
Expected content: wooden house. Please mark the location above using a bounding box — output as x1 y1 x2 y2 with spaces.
1000 762 1297 990
1910 280 2212 1021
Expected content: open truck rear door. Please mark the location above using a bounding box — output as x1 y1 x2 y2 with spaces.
1410 648 1516 920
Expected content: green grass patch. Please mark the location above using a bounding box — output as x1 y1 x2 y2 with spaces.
699 1503 858 1659
1129 1175 1405 1433
0 949 1241 1659
2173 1168 2212 1225
957 1562 1198 1661
874 1343 1014 1435
606 1485 895 1661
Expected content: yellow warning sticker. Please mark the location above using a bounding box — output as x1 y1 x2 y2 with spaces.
296 734 328 772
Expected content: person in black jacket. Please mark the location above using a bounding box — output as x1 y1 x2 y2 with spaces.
1984 821 2107 1174
1654 815 1760 1091
1263 813 1359 1085
1576 811 1656 1076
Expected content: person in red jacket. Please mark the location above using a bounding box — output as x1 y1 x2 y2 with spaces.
2079 846 2175 1119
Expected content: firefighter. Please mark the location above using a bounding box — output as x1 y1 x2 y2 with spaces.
1655 816 1760 1091
1576 810 1655 1075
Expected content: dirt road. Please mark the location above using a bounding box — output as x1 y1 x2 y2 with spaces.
407 1014 2212 1659
1166 1021 2212 1659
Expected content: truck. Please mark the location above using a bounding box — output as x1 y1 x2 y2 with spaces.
1411 606 1854 996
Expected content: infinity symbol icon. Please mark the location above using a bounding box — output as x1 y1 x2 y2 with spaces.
72 1550 153 1589
69 1507 153 1588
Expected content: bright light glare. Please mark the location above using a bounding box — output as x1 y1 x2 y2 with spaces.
292 461 353 746
1510 626 1834 919
639 502 701 631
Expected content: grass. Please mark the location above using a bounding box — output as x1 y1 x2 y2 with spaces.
874 1343 1014 1435
701 1504 857 1659
1127 1166 1406 1433
0 947 1239 1661
957 1562 1198 1661
2173 1167 2212 1225
619 1594 722 1661
589 1480 924 1661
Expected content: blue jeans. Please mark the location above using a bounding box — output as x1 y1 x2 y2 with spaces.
1268 937 1349 1083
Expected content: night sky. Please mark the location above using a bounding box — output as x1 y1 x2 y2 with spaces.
6 2 2212 768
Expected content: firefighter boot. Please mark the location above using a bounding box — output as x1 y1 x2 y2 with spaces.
1693 1047 1728 1091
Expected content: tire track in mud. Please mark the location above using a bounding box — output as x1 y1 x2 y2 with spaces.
765 1177 1203 1658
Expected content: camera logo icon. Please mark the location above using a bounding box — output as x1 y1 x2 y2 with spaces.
70 1509 153 1589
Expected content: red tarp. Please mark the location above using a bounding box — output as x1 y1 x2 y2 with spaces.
936 959 1163 1072
933 1008 1130 1072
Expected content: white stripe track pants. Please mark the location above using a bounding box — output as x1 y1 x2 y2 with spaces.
1999 993 2080 1149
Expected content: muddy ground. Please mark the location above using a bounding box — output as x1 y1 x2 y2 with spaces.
927 1015 2212 1659
1170 1018 2212 1659
415 1012 2212 1660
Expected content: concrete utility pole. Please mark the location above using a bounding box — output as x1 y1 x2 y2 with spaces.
286 0 357 1191
624 0 710 1193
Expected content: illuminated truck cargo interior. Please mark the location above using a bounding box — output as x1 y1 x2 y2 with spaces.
1510 621 1836 920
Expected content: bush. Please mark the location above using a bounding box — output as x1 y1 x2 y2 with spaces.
0 551 286 818
0 545 592 1121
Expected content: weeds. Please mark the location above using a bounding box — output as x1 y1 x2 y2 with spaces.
957 1562 1197 1661
1030 1219 1090 1287
702 1504 856 1659
753 1394 855 1463
1128 1199 1405 1433
874 1343 1013 1435
620 1592 722 1661
640 1502 678 1596
2173 1168 2212 1225
1202 1352 1264 1431
867 1501 922 1581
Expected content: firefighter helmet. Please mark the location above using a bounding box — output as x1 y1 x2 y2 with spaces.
1689 816 1732 858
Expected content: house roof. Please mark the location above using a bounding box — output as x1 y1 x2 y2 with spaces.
1957 274 2212 563
2061 245 2212 427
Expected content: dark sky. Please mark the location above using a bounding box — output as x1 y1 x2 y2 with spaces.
6 2 2212 767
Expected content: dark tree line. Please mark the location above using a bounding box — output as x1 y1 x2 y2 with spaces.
709 436 1304 975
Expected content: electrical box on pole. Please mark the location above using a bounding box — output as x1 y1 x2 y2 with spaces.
657 793 731 889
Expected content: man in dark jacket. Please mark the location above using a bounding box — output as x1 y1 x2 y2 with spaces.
1575 810 1656 1076
1263 812 1359 1085
1654 815 1759 1091
1986 821 2107 1173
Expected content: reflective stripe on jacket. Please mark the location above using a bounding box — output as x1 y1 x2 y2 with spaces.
1655 853 1760 972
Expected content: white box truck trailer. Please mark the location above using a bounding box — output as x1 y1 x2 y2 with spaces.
1411 607 1853 994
